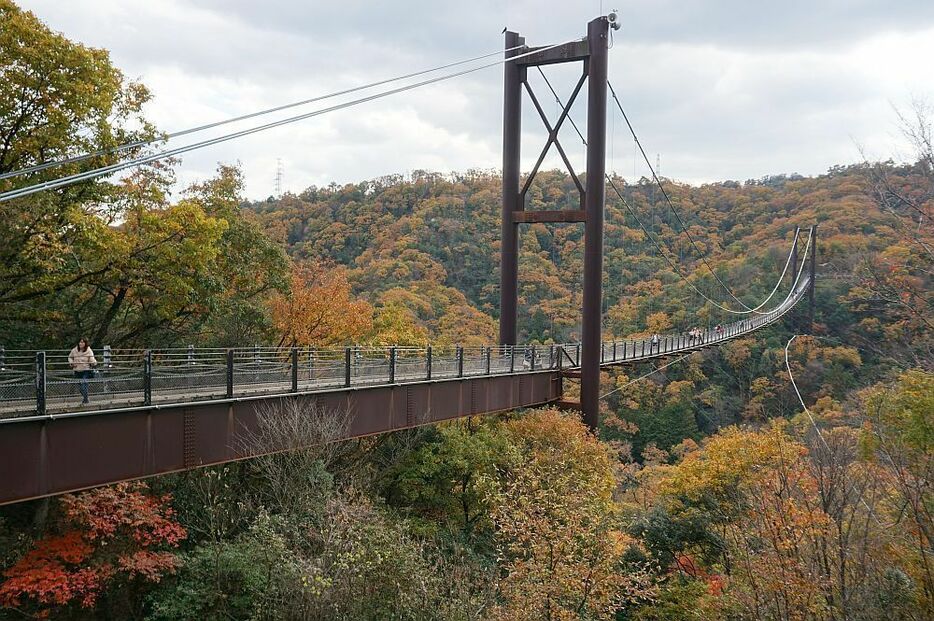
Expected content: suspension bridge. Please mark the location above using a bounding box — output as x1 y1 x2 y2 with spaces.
0 16 817 505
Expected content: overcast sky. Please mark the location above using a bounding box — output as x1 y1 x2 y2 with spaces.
17 0 934 199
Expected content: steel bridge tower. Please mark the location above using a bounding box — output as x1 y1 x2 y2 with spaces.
499 16 611 431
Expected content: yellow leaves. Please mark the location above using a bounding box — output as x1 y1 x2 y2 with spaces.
368 302 427 347
646 311 673 334
722 338 752 370
820 346 862 368
486 409 650 620
664 380 694 403
659 423 792 506
435 303 496 348
859 369 934 464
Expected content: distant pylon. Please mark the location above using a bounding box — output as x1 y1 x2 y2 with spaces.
656 153 660 178
275 158 284 197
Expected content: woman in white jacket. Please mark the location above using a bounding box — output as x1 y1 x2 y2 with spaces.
68 337 97 404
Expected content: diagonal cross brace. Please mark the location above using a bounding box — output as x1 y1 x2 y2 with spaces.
520 71 588 201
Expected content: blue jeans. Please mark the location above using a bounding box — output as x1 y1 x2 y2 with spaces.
74 370 92 402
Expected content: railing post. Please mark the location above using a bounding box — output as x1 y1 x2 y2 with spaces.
103 345 112 369
0 345 5 371
457 346 464 377
226 349 234 398
143 350 152 405
389 346 396 384
291 347 299 392
530 345 536 371
612 341 617 361
642 340 646 357
486 346 492 374
576 344 581 366
35 352 46 415
558 346 564 371
509 345 515 373
549 345 555 370
344 347 352 387
621 341 626 360
187 344 194 366
426 345 433 380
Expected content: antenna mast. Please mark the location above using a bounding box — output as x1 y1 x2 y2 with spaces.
275 158 284 197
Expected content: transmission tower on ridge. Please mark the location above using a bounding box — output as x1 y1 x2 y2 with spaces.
274 158 284 197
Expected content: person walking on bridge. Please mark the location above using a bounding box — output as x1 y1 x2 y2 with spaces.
69 337 97 404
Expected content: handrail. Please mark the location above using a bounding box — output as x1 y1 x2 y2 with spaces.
0 276 810 422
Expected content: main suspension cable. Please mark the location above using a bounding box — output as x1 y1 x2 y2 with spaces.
534 69 801 316
607 80 755 311
608 176 809 315
0 40 577 202
0 44 529 182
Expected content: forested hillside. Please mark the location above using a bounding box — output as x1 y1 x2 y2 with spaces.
247 163 931 434
1 1 931 619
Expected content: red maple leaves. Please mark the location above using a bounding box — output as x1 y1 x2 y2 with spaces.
0 482 186 613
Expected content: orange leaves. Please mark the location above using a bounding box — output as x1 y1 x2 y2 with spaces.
0 532 94 607
61 484 185 547
116 551 180 581
269 262 373 347
721 338 752 370
0 482 185 613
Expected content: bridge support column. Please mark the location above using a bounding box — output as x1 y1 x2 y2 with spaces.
580 17 609 432
499 30 524 347
790 227 799 286
498 17 610 432
808 225 817 332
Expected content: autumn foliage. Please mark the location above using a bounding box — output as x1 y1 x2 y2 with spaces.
0 482 185 614
270 263 373 347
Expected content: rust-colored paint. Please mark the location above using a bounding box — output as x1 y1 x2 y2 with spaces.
0 372 560 506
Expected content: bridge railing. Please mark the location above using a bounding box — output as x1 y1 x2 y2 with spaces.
0 276 809 419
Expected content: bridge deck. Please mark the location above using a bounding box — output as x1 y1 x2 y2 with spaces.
0 279 807 505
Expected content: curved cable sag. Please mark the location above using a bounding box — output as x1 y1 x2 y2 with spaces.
0 40 578 203
0 44 529 182
535 69 799 317
598 261 811 402
607 80 755 311
745 227 800 312
607 175 810 315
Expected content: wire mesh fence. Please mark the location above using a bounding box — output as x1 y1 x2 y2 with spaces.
0 275 808 418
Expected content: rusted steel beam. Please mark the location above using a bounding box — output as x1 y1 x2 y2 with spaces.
808 225 817 332
0 371 561 506
580 17 610 432
499 30 525 347
516 40 590 66
513 210 586 223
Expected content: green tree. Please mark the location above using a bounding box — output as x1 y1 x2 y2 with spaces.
0 0 155 331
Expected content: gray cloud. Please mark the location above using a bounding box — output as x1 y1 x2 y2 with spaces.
15 0 934 198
